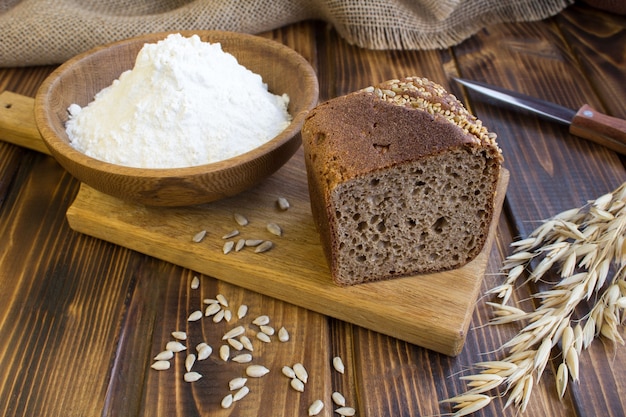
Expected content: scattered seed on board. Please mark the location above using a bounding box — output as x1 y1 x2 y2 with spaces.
184 372 202 382
165 341 186 353
221 394 234 409
224 309 233 322
245 239 264 247
278 326 290 342
154 350 174 361
237 305 248 319
235 239 246 252
223 325 245 340
192 230 207 243
290 377 305 392
260 325 275 336
172 331 187 341
246 365 270 377
196 343 212 360
232 353 253 363
220 345 230 361
190 276 200 289
205 303 221 317
282 366 296 379
256 332 271 343
203 298 219 305
222 229 240 239
266 222 282 236
332 391 346 407
188 310 203 322
233 386 250 401
185 354 196 372
216 294 229 307
308 400 324 416
229 377 248 391
240 336 254 351
234 213 249 226
223 241 235 254
228 338 244 351
255 240 274 253
277 197 290 211
253 315 270 326
335 406 356 416
213 309 225 323
293 363 308 383
151 360 170 371
333 356 345 374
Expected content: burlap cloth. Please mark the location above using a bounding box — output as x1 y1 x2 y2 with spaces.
0 0 599 68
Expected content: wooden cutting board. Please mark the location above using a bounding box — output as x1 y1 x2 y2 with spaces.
66 147 508 356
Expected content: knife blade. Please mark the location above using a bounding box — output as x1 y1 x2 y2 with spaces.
453 77 626 155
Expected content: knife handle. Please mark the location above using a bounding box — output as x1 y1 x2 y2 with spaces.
570 104 626 155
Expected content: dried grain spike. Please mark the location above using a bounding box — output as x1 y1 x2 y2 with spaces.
332 392 346 407
171 331 187 341
190 276 200 289
233 386 250 401
151 360 171 371
308 400 324 416
290 377 305 392
246 365 270 377
188 310 203 322
278 326 290 342
237 304 248 319
165 341 186 353
154 350 174 361
234 213 249 226
192 230 207 243
335 406 356 416
293 363 308 383
223 325 245 340
267 222 283 236
184 372 202 382
221 394 233 409
229 377 248 391
255 240 274 253
333 356 345 374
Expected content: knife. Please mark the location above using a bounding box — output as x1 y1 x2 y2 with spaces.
453 77 626 155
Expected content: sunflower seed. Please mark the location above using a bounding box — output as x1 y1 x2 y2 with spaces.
278 326 290 342
154 350 174 361
223 241 235 254
229 377 248 390
203 298 219 305
233 386 250 401
228 338 244 351
282 366 296 379
266 223 282 236
332 391 346 407
184 372 202 382
172 331 187 341
245 239 264 247
165 341 186 353
190 276 200 289
277 197 290 211
232 353 253 363
151 360 171 371
256 332 271 343
222 229 240 239
252 315 270 326
333 356 345 374
192 230 207 243
293 363 308 383
220 345 230 361
246 365 270 377
223 325 245 340
185 354 196 372
213 309 225 323
235 239 246 252
224 309 232 322
335 406 356 416
216 294 229 307
240 336 254 351
260 325 275 336
205 303 221 317
234 213 249 226
255 240 274 253
308 400 324 416
290 377 305 392
196 343 212 360
237 304 248 319
221 394 233 409
188 310 203 322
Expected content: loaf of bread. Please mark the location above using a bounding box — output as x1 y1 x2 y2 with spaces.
302 77 503 286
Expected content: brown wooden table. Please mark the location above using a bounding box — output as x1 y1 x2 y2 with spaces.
1 4 625 416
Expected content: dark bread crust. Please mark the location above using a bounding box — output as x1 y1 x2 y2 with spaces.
302 77 502 286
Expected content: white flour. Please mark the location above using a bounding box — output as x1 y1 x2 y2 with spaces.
65 33 292 168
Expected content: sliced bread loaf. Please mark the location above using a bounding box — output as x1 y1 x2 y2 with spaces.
302 77 503 286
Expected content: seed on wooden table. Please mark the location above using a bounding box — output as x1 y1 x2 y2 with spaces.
220 345 230 361
282 366 296 379
278 326 290 342
205 303 221 317
234 213 249 226
196 343 212 360
260 325 275 336
190 276 200 289
277 197 290 211
184 372 202 382
235 239 246 252
290 377 305 392
222 229 240 239
185 354 196 372
216 294 229 307
256 332 271 343
224 309 232 322
245 239 264 247
165 341 186 353
293 363 308 383
332 391 346 407
228 338 244 351
232 353 253 363
223 325 245 340
246 365 270 377
151 360 170 371
308 399 324 416
240 336 254 351
192 230 207 243
335 406 356 416
223 241 235 254
221 394 233 409
188 310 203 322
229 377 248 390
172 331 187 341
213 309 225 323
203 298 219 305
237 304 248 319
233 386 250 401
333 356 345 374
252 315 270 326
266 223 282 236
154 350 174 361
255 240 274 253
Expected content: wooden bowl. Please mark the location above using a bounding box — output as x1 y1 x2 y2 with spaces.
35 31 319 206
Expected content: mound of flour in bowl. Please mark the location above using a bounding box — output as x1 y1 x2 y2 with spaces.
65 33 292 168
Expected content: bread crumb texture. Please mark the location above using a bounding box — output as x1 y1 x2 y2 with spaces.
302 77 502 286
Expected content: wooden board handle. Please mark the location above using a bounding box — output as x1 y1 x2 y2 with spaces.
570 104 626 155
0 91 50 155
